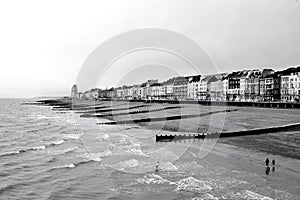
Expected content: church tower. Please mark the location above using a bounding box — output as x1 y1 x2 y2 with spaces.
71 85 78 99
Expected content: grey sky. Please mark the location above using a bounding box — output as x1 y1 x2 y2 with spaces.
0 0 299 98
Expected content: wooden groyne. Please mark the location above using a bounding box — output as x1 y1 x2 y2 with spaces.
96 109 237 125
80 106 181 118
156 122 300 142
100 99 300 109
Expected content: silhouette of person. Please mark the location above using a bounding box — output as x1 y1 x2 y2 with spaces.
272 159 275 172
265 158 269 166
155 161 159 173
265 165 270 175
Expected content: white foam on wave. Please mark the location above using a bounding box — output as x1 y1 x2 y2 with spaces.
0 151 20 157
110 159 140 170
62 147 78 153
62 134 81 140
82 150 112 162
175 177 212 193
32 145 46 150
109 139 148 157
103 133 109 140
125 143 148 157
176 161 204 171
160 162 178 171
53 163 75 169
137 173 171 185
120 159 139 168
52 140 65 145
192 193 219 200
235 190 274 200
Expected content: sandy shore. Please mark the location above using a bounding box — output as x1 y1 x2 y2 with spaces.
185 140 300 198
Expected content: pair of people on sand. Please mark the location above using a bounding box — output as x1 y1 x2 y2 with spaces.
265 158 275 175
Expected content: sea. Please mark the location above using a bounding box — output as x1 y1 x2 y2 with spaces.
0 98 299 200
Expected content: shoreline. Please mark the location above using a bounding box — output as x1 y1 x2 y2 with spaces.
27 97 300 109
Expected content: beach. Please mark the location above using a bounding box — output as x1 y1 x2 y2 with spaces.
0 99 299 199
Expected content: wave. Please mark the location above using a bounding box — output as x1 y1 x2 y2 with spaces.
137 173 171 185
109 140 148 157
0 146 45 157
192 193 219 200
49 151 111 171
103 133 110 140
120 159 139 168
0 172 9 178
50 146 79 156
82 150 112 162
0 182 28 195
62 147 78 154
32 145 46 150
136 175 212 194
175 177 212 193
0 139 65 158
47 157 56 163
234 190 274 200
52 163 75 169
51 139 65 145
160 162 178 172
51 158 102 171
62 134 81 140
0 151 21 157
0 184 17 195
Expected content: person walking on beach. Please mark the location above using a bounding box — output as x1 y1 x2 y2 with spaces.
272 159 275 172
265 158 269 166
265 158 270 175
155 161 159 173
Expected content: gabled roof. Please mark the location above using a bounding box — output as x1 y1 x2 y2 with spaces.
187 75 201 83
151 83 162 87
174 76 188 84
275 66 300 76
224 70 251 79
162 77 176 85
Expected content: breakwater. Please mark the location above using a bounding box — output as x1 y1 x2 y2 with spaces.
96 109 237 125
80 106 181 118
156 122 300 142
99 99 300 109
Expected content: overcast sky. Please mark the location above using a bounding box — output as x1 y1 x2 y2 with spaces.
0 0 299 98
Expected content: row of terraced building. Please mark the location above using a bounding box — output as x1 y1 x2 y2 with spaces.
76 66 300 102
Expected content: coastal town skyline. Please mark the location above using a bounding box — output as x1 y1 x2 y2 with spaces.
1 0 300 98
76 65 300 103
